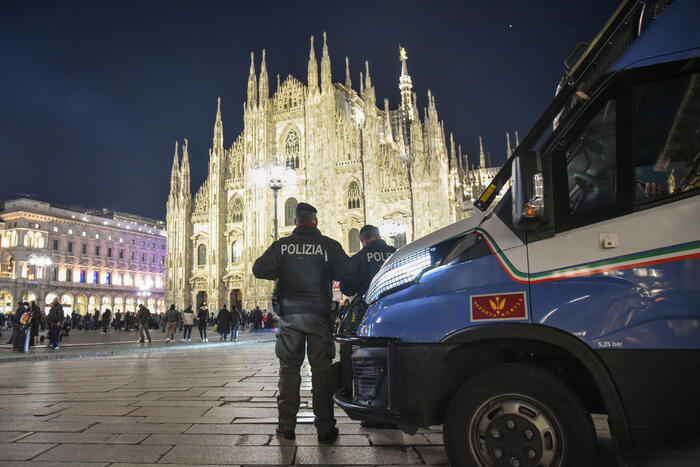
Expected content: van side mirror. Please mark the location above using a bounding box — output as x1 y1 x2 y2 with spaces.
512 151 544 230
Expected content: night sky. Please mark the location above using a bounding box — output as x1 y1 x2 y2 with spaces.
0 0 618 220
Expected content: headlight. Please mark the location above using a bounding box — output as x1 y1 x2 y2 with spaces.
365 248 432 304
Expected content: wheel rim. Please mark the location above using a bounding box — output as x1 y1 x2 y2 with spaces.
467 393 564 467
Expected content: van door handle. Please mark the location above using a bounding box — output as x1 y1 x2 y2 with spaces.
599 233 619 249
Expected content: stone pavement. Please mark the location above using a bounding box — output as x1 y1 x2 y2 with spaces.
0 341 697 466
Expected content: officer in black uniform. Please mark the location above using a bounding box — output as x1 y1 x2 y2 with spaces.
339 225 397 429
339 224 396 297
252 202 350 444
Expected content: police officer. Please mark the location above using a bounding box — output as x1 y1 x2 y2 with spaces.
339 224 396 297
339 225 397 429
253 202 350 444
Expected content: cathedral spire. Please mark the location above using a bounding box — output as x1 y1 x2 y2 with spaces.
515 130 520 147
398 46 414 120
247 52 257 109
384 98 393 143
506 132 513 157
170 141 180 195
479 136 486 168
213 97 224 150
320 32 332 93
258 49 269 109
359 71 364 95
180 138 191 196
307 35 319 95
449 133 457 171
345 56 352 89
364 60 372 89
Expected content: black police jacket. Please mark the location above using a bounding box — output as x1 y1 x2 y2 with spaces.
252 224 350 308
339 238 396 297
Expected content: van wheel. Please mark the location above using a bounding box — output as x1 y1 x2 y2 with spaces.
443 363 595 467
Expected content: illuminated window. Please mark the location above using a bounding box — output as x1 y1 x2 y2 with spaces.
82 232 86 237
65 269 72 282
231 241 241 263
230 197 243 223
347 181 361 209
348 228 360 253
68 229 73 235
95 234 99 239
284 198 298 226
105 273 111 285
285 129 300 168
80 270 85 283
92 272 98 284
53 226 58 233
197 244 206 265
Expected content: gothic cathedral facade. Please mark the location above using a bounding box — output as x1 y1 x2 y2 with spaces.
166 34 466 311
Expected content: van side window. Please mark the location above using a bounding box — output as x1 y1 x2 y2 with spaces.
633 73 700 206
565 100 617 215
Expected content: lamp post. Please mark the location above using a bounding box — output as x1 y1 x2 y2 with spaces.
253 158 296 241
379 221 407 248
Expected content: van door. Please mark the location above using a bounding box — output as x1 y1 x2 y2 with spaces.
529 63 700 440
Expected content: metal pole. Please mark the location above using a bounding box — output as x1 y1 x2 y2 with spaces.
273 187 279 241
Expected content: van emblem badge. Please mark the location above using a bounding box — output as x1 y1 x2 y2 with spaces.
470 292 528 322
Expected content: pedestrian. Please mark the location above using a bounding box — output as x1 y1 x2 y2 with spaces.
164 305 179 343
101 308 112 334
217 304 231 341
47 298 64 350
197 304 209 342
230 305 241 341
93 309 100 330
182 305 194 342
253 202 351 444
10 302 26 352
29 300 41 348
137 304 151 343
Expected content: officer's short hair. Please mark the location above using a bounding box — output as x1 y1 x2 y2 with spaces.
295 202 317 224
359 224 380 241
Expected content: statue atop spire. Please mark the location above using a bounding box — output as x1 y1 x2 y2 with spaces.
398 45 414 121
307 35 318 95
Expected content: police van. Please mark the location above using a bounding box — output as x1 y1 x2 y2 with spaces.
333 1 700 466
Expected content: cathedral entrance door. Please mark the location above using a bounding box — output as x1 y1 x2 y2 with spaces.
230 289 242 311
196 291 207 310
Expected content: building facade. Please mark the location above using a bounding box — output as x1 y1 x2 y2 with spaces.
0 198 166 316
166 35 506 312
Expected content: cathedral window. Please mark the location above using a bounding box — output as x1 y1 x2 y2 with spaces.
347 181 361 210
229 197 243 223
348 228 360 254
197 244 206 266
231 241 241 263
284 197 298 226
285 130 300 168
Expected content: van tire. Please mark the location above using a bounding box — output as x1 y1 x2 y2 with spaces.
443 363 595 467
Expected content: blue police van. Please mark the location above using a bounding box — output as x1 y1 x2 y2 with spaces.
333 1 700 466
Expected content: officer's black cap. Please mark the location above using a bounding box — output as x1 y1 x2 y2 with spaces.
296 202 317 214
360 224 378 235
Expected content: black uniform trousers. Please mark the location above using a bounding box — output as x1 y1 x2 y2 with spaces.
275 312 336 434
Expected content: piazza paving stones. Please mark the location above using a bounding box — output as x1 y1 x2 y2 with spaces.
0 341 668 466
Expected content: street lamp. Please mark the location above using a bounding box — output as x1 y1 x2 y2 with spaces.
253 158 296 241
379 222 407 248
27 254 52 280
